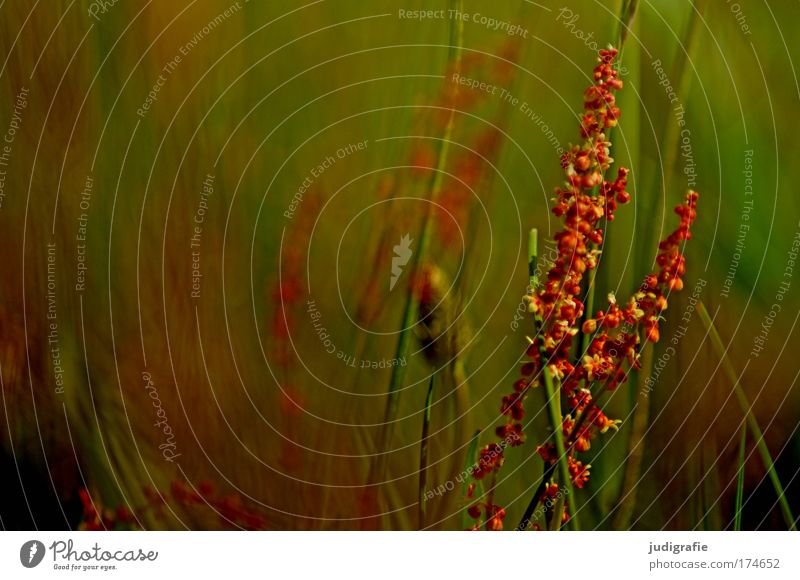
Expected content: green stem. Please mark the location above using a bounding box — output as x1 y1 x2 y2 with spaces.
578 0 639 357
615 1 704 529
698 301 796 530
517 229 585 530
418 373 436 529
531 228 578 530
615 0 639 51
542 365 578 530
370 0 465 484
549 491 566 531
528 228 538 291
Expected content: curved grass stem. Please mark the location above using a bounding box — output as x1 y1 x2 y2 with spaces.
698 301 797 530
370 0 465 486
418 373 436 529
517 229 579 530
542 365 578 530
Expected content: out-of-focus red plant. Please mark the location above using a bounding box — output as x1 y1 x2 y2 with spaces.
467 47 699 531
78 481 268 530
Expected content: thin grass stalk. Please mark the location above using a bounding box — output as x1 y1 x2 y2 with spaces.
418 373 436 529
517 464 556 531
528 227 538 290
516 229 549 531
452 0 533 291
517 335 647 529
697 301 797 530
517 334 639 530
515 230 549 531
349 187 397 387
613 1 704 529
579 0 639 357
734 422 747 530
615 0 638 51
542 366 577 530
549 491 566 531
443 14 533 494
521 229 578 530
447 359 470 473
370 0 465 485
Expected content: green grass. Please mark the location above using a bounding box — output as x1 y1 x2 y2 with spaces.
698 301 796 531
371 0 466 486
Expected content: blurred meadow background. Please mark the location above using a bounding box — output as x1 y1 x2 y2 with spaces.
1 0 799 530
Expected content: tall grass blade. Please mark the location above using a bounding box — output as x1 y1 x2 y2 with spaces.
615 0 639 50
418 373 436 529
528 232 578 531
697 301 796 530
579 0 639 357
614 1 704 529
371 0 465 485
542 367 578 530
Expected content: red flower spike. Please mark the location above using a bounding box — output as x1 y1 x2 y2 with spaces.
469 48 699 530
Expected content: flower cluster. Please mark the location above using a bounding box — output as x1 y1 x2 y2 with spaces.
468 47 699 530
536 190 699 486
465 478 508 531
